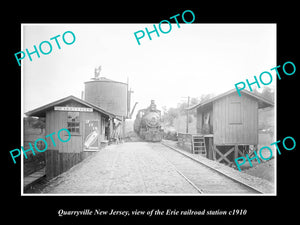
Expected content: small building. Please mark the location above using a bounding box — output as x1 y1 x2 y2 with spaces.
185 89 274 166
25 95 116 179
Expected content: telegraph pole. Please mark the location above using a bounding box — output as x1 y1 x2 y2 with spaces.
181 96 191 134
186 96 190 134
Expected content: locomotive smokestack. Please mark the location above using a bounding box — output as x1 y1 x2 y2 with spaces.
150 100 157 111
134 99 163 142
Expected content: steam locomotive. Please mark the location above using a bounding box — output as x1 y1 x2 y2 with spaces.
134 100 163 142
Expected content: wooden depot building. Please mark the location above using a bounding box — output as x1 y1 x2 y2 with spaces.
25 95 116 179
181 89 274 166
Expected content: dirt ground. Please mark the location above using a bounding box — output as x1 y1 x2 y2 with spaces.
42 142 199 194
243 159 275 183
29 141 275 194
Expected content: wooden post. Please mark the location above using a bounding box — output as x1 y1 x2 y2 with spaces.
208 137 213 159
234 144 239 159
109 117 113 141
213 145 216 160
186 96 190 134
122 116 126 140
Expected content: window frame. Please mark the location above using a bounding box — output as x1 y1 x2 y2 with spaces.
67 111 81 135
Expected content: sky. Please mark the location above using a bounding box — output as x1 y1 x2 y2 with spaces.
22 23 276 115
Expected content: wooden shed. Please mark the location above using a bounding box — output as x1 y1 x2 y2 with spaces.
188 89 274 166
25 95 116 179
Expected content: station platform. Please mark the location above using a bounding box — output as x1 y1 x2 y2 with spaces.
24 167 46 190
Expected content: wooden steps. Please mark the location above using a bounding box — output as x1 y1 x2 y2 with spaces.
192 135 206 155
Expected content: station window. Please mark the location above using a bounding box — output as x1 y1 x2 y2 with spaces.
67 112 80 134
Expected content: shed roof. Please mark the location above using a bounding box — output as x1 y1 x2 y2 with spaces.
25 95 116 118
188 89 274 111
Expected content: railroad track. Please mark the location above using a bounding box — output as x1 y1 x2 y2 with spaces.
152 142 263 194
161 154 204 194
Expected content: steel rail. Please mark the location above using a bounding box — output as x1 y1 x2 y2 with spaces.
161 141 263 194
157 151 204 194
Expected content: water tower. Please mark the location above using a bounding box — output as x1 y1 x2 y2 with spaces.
84 66 128 117
83 66 135 139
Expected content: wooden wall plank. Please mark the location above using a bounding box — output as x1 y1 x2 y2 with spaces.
44 102 107 179
212 93 258 145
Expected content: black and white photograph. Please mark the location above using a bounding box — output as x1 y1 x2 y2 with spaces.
21 23 276 195
4 5 298 224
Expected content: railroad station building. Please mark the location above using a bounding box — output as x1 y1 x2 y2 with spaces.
25 95 117 178
181 89 274 166
25 68 133 179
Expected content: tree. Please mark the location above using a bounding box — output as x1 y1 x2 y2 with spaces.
24 116 45 133
253 86 274 102
32 118 45 132
177 97 200 116
162 93 215 126
162 107 179 126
